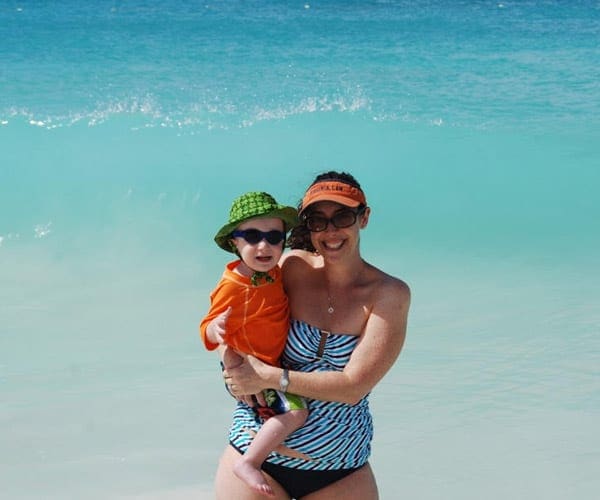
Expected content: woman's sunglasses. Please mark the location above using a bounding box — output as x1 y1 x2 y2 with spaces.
303 207 365 233
231 229 286 245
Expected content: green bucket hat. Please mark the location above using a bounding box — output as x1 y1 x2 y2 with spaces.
214 191 298 252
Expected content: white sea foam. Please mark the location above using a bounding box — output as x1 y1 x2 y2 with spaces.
2 92 494 132
246 93 371 127
87 96 161 126
34 222 52 239
78 90 373 130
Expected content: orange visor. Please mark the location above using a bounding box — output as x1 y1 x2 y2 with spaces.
300 181 367 213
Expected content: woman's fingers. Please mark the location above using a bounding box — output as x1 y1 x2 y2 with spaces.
253 391 267 406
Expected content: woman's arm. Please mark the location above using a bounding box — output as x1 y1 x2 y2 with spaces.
226 276 410 405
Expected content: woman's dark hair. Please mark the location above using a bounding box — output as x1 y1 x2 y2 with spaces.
312 171 363 190
287 171 364 252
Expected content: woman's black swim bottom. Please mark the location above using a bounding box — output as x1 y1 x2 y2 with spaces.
230 443 359 498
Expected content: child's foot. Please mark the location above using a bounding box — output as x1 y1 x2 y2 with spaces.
233 460 275 497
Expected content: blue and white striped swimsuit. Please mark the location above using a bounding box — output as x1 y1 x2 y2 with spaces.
229 318 373 471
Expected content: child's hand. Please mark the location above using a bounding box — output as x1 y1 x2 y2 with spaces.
206 306 232 345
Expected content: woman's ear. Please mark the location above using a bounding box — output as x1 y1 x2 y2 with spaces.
359 207 371 229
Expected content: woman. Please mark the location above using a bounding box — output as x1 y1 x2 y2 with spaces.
215 171 410 499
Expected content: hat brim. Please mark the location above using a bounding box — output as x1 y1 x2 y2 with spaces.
214 206 298 252
299 181 367 215
300 193 362 213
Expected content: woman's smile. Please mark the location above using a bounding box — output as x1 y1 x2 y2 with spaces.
321 239 344 251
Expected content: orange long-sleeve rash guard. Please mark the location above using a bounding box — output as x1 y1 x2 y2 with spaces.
199 261 289 367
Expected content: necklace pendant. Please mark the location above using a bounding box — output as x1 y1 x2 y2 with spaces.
327 305 334 314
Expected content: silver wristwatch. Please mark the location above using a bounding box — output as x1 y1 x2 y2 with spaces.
279 368 289 393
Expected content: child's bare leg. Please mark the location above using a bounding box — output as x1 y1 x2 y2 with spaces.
233 408 308 497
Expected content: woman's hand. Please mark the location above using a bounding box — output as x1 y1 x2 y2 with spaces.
223 354 268 406
224 353 276 401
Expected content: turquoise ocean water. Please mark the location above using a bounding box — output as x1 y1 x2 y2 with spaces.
1 1 599 498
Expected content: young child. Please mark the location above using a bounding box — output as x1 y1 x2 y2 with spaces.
200 191 308 497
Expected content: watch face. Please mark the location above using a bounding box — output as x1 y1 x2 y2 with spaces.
280 369 289 391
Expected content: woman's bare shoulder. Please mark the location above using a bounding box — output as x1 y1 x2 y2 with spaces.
280 249 321 270
280 250 320 292
370 265 411 308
